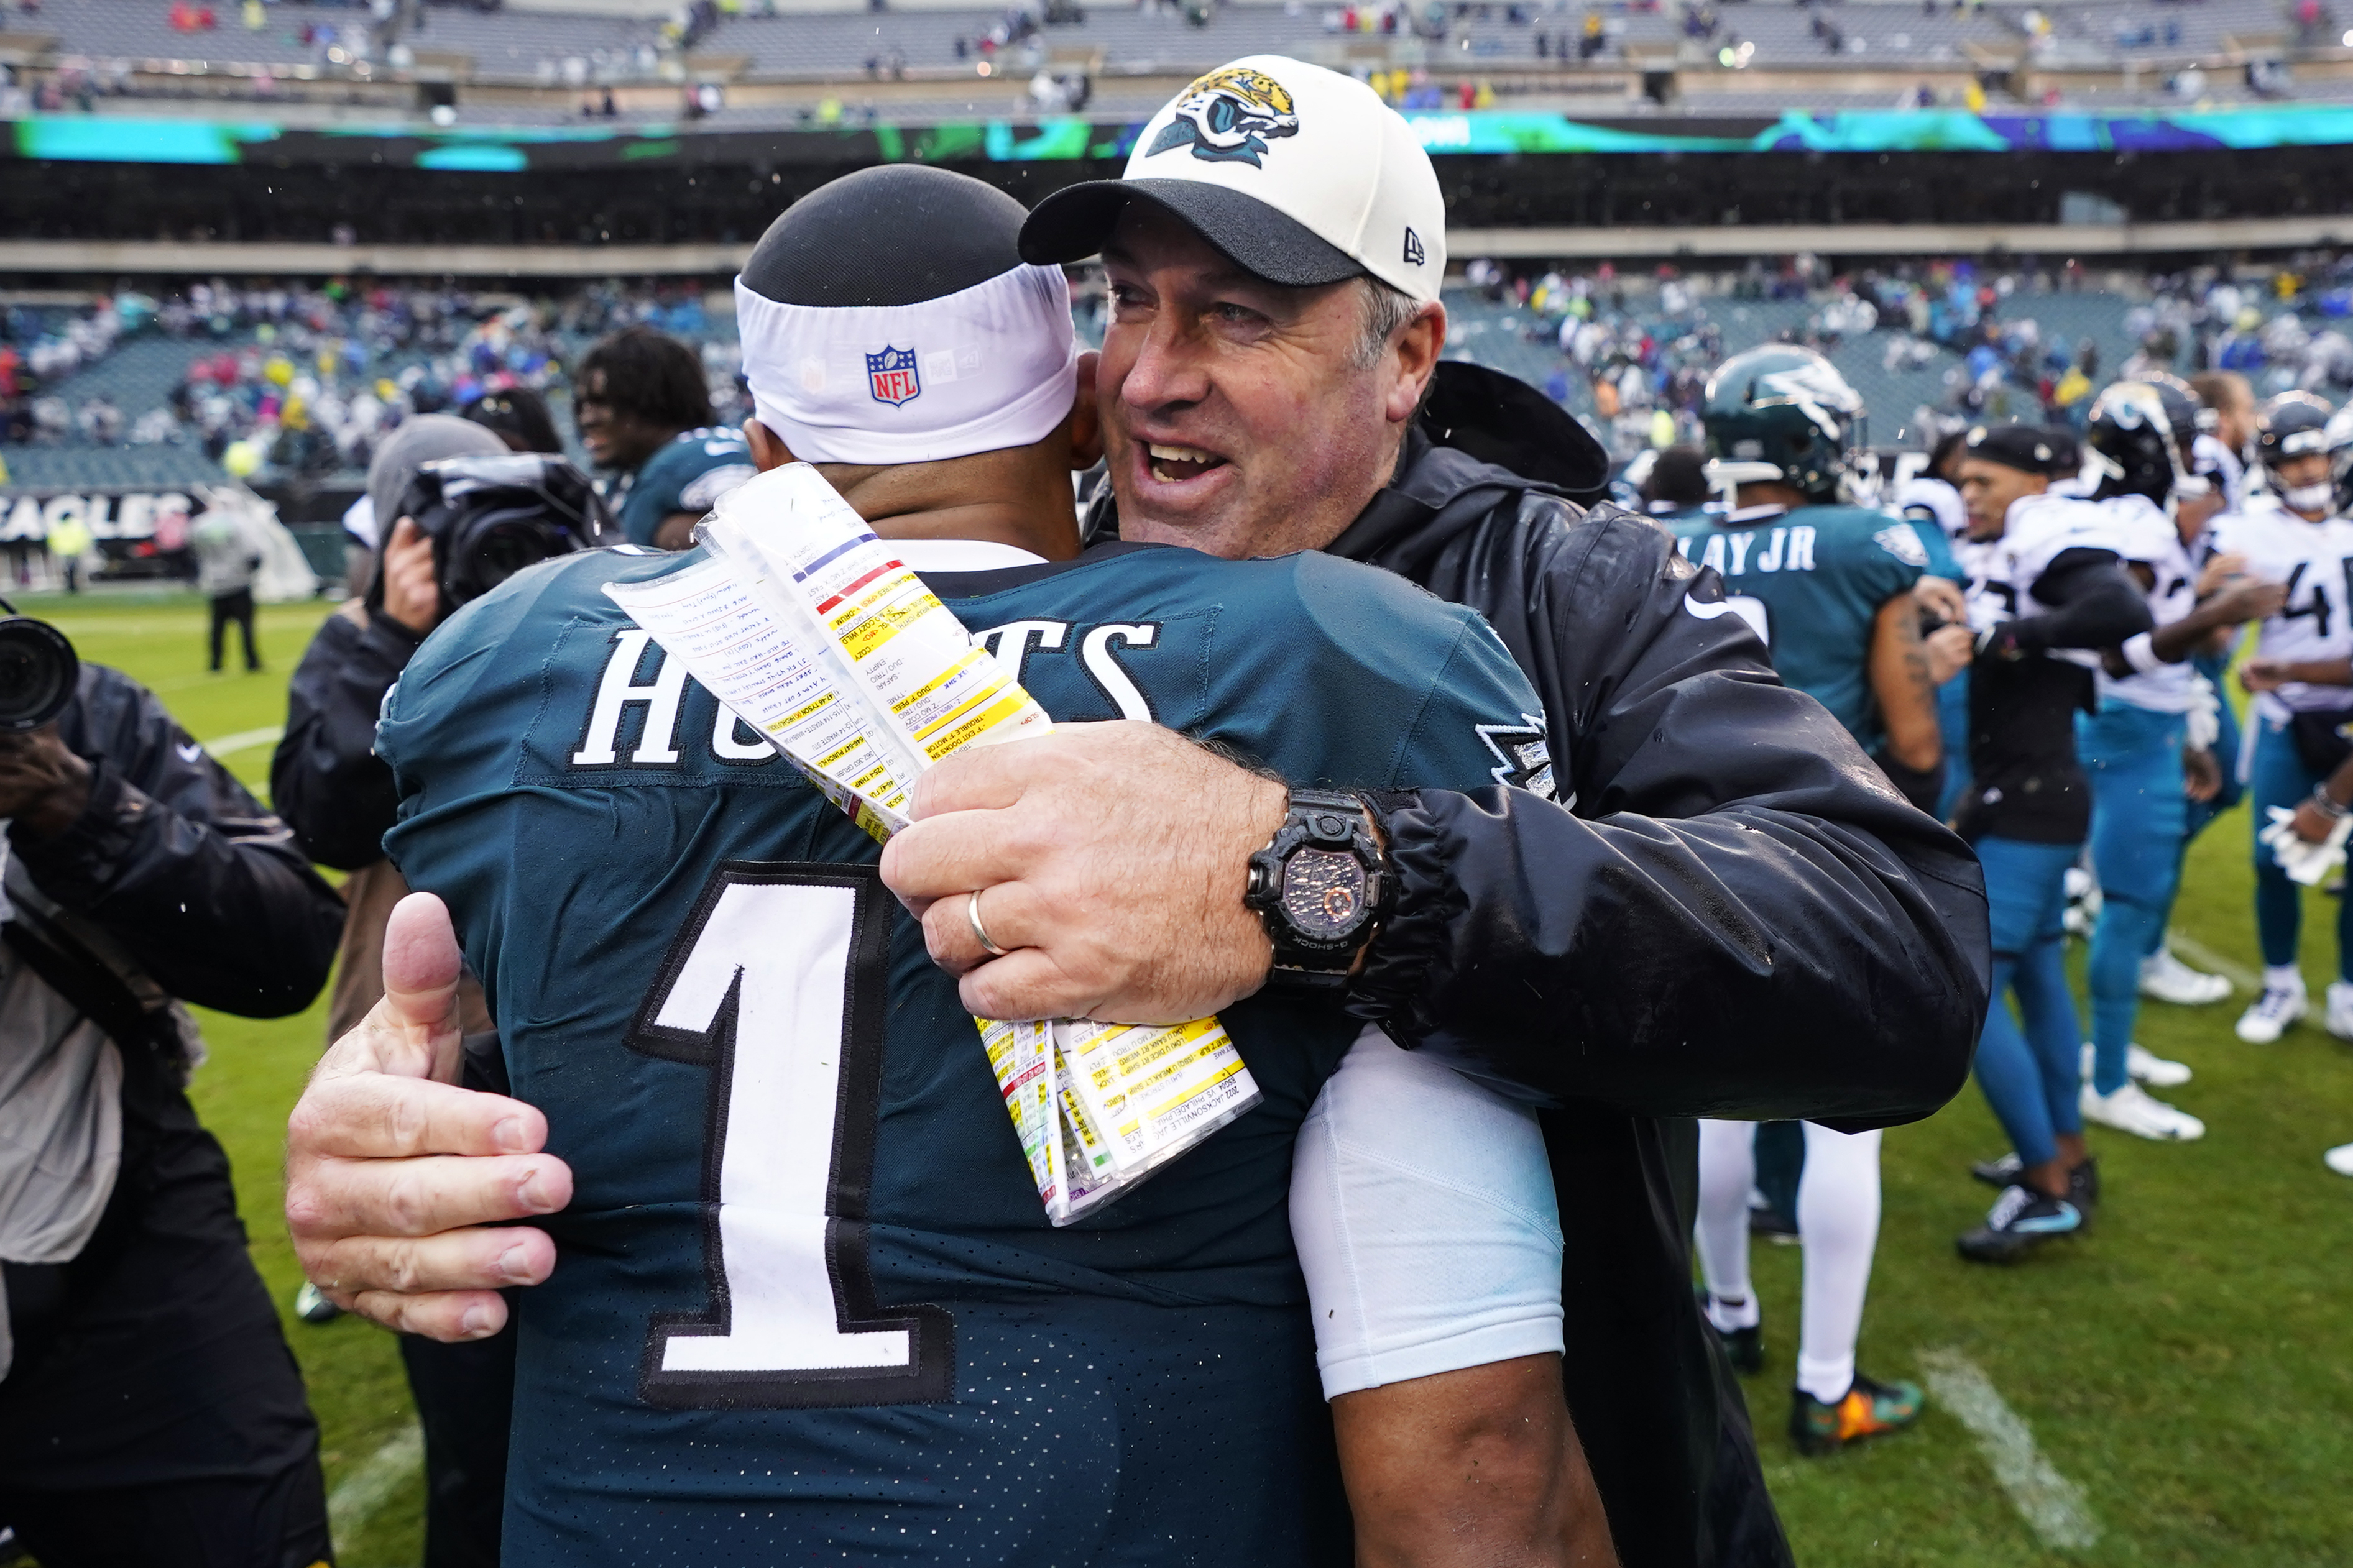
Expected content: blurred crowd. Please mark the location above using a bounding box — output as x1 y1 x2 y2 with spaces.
0 280 747 485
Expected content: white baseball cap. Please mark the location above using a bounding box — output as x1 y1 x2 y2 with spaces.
1020 55 1445 305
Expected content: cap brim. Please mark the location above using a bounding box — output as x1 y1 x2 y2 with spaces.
1020 178 1363 289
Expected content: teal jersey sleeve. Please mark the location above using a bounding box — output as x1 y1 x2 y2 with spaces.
1907 515 1961 579
615 427 757 546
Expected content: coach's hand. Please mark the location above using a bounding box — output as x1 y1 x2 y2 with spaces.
285 892 571 1342
882 721 1288 1024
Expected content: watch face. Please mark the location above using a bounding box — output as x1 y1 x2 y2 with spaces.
1281 848 1367 942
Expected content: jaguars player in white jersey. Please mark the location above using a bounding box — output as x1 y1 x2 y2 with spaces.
2074 380 2284 1140
1950 423 2154 1261
2215 393 2353 1043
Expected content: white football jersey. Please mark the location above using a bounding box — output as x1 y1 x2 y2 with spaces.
2211 498 2353 717
1893 475 1966 546
2097 493 2200 713
1965 493 2134 671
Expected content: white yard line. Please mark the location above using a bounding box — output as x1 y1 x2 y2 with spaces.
200 725 284 759
327 1421 424 1549
2163 930 2263 994
1917 1347 2100 1551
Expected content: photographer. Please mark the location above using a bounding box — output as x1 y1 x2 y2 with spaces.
0 605 343 1565
272 413 607 1568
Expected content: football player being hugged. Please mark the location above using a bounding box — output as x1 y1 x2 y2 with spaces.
2222 392 2353 1042
1675 346 1964 1453
357 167 1611 1564
572 324 758 549
2073 379 2281 1139
1950 423 2155 1261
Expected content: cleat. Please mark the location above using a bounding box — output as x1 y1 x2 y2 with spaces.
1956 1183 2083 1263
2326 1142 2353 1177
294 1281 343 1325
1971 1150 2024 1189
2140 949 2232 1006
1789 1372 1924 1455
2236 980 2307 1043
1697 1289 1764 1373
2081 1040 2193 1088
1747 1204 1800 1245
2068 1156 2101 1217
2081 1081 2205 1141
1715 1321 1763 1375
2328 982 2353 1041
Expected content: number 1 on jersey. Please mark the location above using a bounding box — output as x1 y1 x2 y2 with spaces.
629 863 953 1408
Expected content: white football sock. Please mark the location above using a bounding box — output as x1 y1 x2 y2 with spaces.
2266 964 2304 991
1694 1119 1759 1327
1794 1121 1884 1406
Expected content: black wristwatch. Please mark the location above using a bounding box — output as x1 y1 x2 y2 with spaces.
1245 788 1389 993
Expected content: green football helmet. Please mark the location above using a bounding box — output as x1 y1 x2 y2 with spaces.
1702 345 1867 503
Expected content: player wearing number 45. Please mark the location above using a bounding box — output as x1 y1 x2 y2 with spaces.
362 168 1605 1563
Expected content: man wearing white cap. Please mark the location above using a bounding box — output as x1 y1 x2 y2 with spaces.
886 55 1992 1568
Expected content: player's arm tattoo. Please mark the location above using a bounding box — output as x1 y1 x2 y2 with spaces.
1871 590 1943 772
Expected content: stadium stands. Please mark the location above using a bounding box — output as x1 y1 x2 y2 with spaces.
13 260 2353 499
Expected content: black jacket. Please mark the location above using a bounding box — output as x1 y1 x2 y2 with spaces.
272 605 426 871
1319 426 1991 1568
12 663 343 1019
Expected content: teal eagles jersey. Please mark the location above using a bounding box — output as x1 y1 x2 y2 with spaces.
612 426 757 546
377 538 1548 1566
1668 503 1934 748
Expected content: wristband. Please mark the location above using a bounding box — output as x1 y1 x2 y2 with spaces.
2119 631 2167 676
2313 784 2350 821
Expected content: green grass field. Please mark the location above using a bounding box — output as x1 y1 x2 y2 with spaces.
17 588 2352 1567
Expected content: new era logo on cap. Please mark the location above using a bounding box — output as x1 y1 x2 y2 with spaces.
1020 55 1446 306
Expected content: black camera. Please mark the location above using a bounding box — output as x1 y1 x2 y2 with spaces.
397 454 617 614
0 599 79 734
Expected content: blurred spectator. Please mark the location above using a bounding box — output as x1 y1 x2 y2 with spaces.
271 415 513 1568
191 502 266 673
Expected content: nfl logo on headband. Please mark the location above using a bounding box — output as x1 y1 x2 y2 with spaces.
867 346 921 407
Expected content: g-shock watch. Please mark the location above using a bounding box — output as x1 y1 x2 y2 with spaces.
1244 788 1389 991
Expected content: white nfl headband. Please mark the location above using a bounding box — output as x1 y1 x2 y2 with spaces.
734 264 1079 465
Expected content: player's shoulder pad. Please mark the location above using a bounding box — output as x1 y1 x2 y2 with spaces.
1279 548 1532 690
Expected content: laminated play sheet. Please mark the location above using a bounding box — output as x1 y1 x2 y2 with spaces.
606 463 1258 1222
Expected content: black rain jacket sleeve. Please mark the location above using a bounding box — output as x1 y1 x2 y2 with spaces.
11 663 343 1017
2005 548 2155 655
270 604 425 871
1338 477 1992 1130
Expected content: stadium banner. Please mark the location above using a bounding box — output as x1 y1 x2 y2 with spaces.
0 483 203 574
19 104 2353 170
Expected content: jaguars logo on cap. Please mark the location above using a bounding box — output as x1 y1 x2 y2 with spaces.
1146 66 1300 168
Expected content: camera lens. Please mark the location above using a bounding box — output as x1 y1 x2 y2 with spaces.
0 617 80 733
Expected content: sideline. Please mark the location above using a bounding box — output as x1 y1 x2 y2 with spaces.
327 1421 425 1551
201 725 285 759
1917 1347 2100 1551
2162 930 2262 994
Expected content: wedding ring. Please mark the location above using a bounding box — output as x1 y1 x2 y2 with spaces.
966 889 1010 958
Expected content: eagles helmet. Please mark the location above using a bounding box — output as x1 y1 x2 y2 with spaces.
2085 377 2201 505
1702 345 1866 504
2255 392 2335 472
